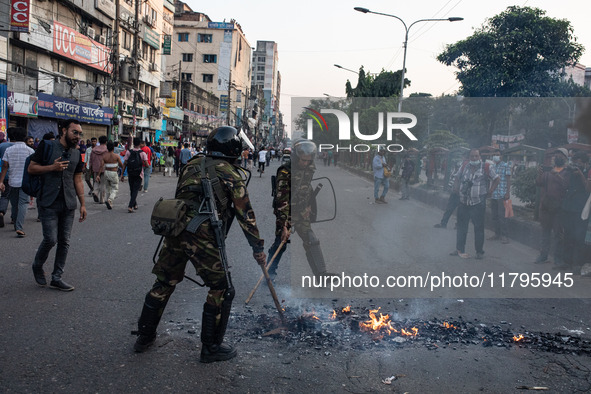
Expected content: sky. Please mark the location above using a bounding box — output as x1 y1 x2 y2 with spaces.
185 0 591 136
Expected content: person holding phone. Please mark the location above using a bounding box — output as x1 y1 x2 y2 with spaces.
28 119 87 291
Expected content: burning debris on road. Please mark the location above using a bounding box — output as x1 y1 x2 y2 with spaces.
231 305 591 357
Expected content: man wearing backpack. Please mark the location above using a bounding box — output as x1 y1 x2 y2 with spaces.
451 149 500 260
0 127 35 237
121 137 148 213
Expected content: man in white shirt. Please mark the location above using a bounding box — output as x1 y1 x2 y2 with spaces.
258 147 268 175
0 127 35 237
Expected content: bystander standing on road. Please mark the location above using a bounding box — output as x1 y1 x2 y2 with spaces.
534 148 569 266
140 140 153 193
0 127 35 237
451 149 500 260
435 161 461 229
0 129 15 228
164 146 175 177
258 147 268 175
372 149 390 204
488 149 512 244
28 119 86 291
400 153 415 200
96 141 123 210
179 143 192 171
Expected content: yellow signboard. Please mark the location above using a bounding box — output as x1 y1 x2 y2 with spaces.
166 90 177 107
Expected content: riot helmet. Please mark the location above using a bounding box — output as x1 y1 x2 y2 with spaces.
291 139 317 168
207 126 242 159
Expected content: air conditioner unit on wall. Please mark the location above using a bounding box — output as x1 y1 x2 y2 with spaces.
87 27 95 39
98 35 106 45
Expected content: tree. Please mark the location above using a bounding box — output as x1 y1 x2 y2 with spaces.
345 67 410 98
437 6 587 97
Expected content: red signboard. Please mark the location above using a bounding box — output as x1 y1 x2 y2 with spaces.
10 0 30 32
53 21 112 73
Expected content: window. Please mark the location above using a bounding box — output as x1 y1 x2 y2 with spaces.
178 33 189 42
182 53 193 62
181 73 192 81
257 75 264 81
142 42 149 60
202 74 213 83
257 65 264 71
203 54 217 63
257 56 265 62
123 30 131 50
198 34 212 43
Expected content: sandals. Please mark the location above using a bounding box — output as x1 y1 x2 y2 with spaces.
16 230 26 238
450 250 470 259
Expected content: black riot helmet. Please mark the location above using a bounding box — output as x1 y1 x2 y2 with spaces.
206 126 242 159
292 139 317 161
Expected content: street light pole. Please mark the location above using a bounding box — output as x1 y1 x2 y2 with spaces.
354 7 463 111
334 64 359 75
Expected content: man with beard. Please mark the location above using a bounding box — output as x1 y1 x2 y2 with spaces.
28 119 87 291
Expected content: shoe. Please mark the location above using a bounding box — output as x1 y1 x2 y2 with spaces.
379 196 388 204
375 199 385 204
487 235 501 241
200 343 237 363
534 255 549 264
88 191 92 196
16 230 25 238
0 212 3 228
434 223 446 229
106 200 112 210
133 204 138 210
50 279 75 291
133 334 156 353
475 252 484 260
501 237 510 244
450 250 469 258
92 193 99 203
128 208 134 213
32 265 47 286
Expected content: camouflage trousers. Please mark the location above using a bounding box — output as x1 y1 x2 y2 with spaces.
149 226 229 308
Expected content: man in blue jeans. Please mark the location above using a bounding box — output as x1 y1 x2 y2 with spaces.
28 119 87 291
372 149 389 204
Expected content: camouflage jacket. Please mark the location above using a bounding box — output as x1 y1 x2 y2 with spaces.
273 160 316 234
177 156 264 253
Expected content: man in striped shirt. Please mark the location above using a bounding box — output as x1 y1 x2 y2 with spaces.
0 127 35 237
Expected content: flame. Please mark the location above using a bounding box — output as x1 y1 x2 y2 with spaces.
330 310 337 320
513 334 524 342
442 322 457 329
401 327 419 337
311 315 320 321
359 308 418 337
342 305 352 313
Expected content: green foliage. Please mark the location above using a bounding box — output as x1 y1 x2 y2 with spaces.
437 6 589 97
345 67 410 98
512 167 538 208
423 130 467 150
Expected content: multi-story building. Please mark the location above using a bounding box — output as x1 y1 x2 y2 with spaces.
168 2 251 130
251 40 282 145
116 0 165 142
1 0 116 139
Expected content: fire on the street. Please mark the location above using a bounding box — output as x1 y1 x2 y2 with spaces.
513 334 524 342
358 308 418 338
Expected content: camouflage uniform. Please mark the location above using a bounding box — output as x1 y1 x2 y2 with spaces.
150 156 264 307
268 160 325 275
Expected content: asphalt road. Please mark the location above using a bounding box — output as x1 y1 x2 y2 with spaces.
1 160 590 393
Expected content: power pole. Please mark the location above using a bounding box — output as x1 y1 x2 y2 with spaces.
176 60 181 107
131 0 140 139
226 70 232 125
112 0 120 141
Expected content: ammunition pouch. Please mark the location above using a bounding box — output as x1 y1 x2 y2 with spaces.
150 198 191 237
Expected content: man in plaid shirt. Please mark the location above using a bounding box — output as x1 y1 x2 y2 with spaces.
488 149 512 244
451 149 500 259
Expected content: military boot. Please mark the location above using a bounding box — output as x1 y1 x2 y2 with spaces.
133 294 167 353
200 302 237 363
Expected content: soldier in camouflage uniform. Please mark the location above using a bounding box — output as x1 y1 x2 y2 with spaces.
133 127 266 363
267 139 329 278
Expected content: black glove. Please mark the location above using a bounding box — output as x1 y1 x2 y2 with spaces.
253 251 267 266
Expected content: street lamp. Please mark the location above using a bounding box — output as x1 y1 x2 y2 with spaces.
354 7 463 111
334 64 359 75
